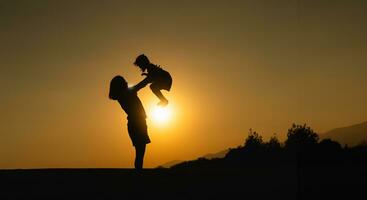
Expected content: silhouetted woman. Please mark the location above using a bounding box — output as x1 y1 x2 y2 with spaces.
109 75 151 171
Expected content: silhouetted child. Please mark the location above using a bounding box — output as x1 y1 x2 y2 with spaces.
134 54 172 106
109 75 151 171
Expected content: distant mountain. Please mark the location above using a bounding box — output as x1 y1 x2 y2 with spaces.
201 149 229 159
157 149 230 168
320 121 367 146
158 160 183 168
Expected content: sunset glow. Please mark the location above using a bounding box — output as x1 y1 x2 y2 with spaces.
150 106 172 124
1 1 367 169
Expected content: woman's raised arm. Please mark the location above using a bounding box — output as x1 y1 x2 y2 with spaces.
130 77 151 93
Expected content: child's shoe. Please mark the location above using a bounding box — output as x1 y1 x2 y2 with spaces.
157 99 168 107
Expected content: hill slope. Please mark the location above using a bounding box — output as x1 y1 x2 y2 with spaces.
321 121 367 146
158 149 229 168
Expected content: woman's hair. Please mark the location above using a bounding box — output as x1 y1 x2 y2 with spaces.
109 75 127 100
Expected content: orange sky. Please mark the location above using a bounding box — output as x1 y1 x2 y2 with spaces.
1 0 367 168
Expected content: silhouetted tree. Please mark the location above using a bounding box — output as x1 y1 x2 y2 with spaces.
319 139 342 150
284 124 319 200
285 124 319 150
266 134 282 151
172 123 367 172
244 129 264 150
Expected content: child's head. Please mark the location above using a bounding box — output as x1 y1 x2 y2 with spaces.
134 54 150 71
109 75 128 100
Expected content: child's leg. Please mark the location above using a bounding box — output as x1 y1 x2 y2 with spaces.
134 143 146 171
150 84 168 106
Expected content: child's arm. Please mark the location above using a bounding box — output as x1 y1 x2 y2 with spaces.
130 77 151 93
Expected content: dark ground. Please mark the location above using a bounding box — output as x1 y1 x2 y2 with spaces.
0 164 365 200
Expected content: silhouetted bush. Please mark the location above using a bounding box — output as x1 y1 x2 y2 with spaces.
244 129 264 150
285 124 318 150
266 134 282 151
171 123 367 169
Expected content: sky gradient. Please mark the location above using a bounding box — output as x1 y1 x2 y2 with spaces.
1 0 366 168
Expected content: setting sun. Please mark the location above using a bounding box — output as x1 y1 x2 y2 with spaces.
150 106 172 124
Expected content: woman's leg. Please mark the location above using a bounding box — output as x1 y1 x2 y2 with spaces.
134 143 146 171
